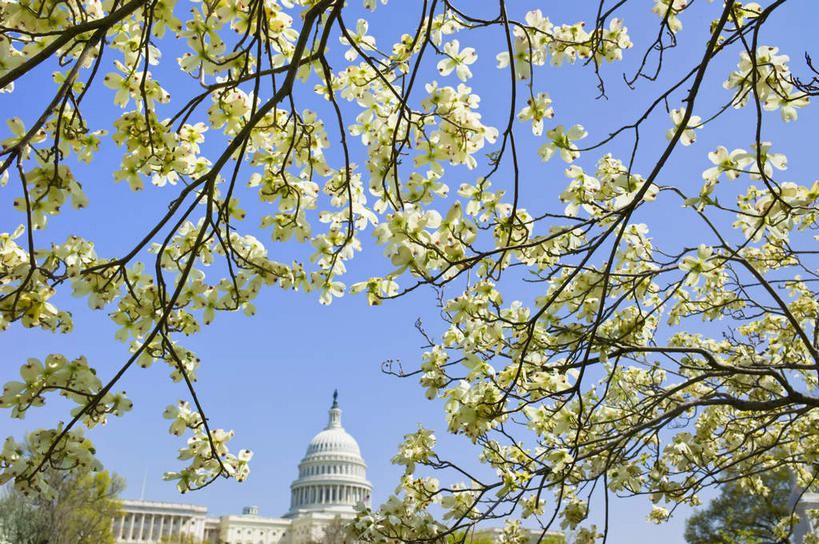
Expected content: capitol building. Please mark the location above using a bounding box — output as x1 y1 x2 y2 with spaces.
114 392 373 544
107 392 819 544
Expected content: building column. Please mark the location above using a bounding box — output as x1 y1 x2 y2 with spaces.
127 513 135 541
159 514 165 538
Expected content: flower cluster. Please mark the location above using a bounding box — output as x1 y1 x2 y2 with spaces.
496 10 632 80
724 45 810 121
162 401 251 492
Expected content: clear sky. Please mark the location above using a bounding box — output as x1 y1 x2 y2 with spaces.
3 0 819 542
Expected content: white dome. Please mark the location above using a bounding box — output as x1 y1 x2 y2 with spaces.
305 428 361 456
285 392 373 518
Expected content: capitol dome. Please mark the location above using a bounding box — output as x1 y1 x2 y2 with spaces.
285 391 373 517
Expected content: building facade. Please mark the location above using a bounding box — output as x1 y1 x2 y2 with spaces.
115 392 372 544
793 491 819 543
113 500 208 543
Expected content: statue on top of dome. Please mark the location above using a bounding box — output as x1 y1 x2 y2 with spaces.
332 389 338 409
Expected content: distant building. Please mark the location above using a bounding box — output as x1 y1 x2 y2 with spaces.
114 391 373 544
794 490 819 543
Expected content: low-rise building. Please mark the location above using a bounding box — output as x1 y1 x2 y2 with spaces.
113 500 208 543
794 491 819 543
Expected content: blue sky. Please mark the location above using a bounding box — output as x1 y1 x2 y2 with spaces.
3 0 819 542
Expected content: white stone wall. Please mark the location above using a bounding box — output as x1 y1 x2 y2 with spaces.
218 514 290 544
284 511 356 544
204 517 221 543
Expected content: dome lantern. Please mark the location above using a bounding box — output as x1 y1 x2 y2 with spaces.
327 390 341 429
